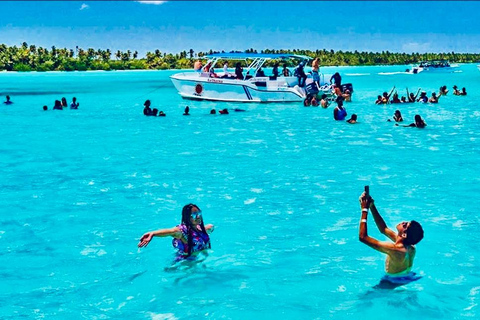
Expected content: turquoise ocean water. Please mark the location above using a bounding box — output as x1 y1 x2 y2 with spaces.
1 64 479 319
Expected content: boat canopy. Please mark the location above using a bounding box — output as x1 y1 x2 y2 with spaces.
202 53 311 77
204 53 311 61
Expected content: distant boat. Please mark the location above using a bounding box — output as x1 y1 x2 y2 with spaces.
170 53 344 103
415 60 459 72
405 66 424 74
477 64 480 71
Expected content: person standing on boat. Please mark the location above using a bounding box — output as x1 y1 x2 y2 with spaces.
256 67 266 77
358 189 424 289
270 63 279 80
282 64 292 77
235 63 244 80
330 72 342 88
311 58 320 87
294 61 307 87
223 62 230 77
194 60 203 72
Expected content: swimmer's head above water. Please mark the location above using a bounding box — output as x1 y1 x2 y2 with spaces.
397 220 424 246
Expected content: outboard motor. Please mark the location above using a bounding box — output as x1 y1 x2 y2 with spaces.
341 83 354 93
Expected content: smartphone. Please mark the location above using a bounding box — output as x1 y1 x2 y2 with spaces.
364 186 369 197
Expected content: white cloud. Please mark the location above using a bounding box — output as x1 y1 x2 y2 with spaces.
80 3 90 10
402 42 432 54
137 1 166 5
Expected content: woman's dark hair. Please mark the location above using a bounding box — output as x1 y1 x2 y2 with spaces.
181 203 210 256
404 220 424 246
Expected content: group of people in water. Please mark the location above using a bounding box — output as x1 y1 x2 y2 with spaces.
143 100 242 117
374 85 466 105
3 95 79 110
40 97 79 111
303 79 470 128
138 187 424 289
47 97 79 111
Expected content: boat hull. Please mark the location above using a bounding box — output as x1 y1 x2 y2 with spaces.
171 75 311 103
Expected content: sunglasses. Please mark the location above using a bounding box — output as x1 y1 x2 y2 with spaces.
190 210 202 219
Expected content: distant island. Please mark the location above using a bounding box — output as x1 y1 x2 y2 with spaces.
1 42 479 72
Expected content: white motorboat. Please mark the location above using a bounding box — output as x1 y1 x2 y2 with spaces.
416 60 460 72
405 66 424 74
170 53 336 103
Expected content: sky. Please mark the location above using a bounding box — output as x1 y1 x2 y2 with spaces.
0 1 479 57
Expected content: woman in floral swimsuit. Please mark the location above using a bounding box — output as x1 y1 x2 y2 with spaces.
138 204 214 259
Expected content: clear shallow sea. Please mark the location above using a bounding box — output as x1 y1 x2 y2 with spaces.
1 64 479 319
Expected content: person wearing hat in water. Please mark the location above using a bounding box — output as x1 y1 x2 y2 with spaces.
417 91 428 103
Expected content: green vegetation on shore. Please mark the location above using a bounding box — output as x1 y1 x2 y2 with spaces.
1 43 479 72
